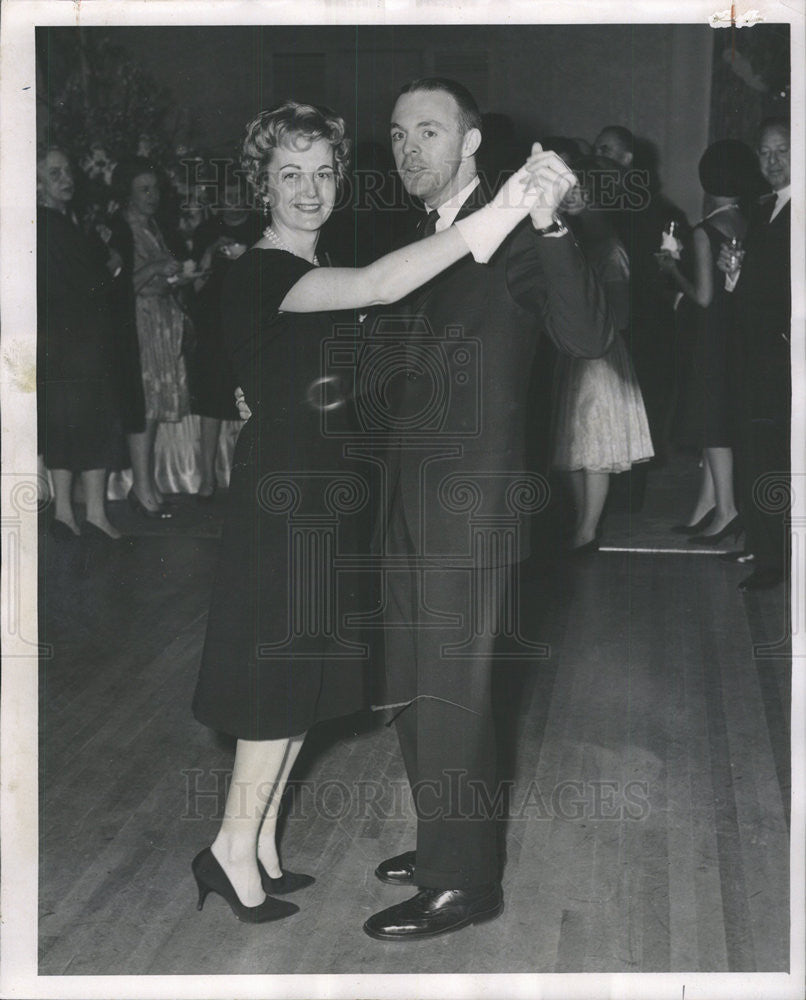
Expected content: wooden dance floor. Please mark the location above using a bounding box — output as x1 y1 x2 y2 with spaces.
37 455 791 976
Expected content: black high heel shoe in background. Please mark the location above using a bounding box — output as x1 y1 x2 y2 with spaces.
192 848 299 923
128 488 172 520
567 538 600 556
81 521 126 544
49 519 80 542
689 514 743 546
670 507 715 535
257 859 315 895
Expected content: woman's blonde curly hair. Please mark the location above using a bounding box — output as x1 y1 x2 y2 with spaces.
242 101 351 202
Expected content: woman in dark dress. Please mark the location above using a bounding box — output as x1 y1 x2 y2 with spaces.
190 101 558 922
36 147 124 541
658 139 759 544
189 173 262 497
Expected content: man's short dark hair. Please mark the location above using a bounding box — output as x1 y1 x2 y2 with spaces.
398 77 483 135
599 125 635 155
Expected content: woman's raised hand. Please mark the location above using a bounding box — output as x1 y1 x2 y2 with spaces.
234 387 252 421
454 143 576 263
521 142 577 228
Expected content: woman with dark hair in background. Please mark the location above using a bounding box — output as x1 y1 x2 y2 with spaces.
190 100 559 923
551 155 654 552
658 139 759 545
36 147 125 541
108 157 193 518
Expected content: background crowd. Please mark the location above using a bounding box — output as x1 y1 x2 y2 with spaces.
36 108 791 588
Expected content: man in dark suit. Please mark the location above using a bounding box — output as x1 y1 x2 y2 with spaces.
719 117 791 590
363 78 613 941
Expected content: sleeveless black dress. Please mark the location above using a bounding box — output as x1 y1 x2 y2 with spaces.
673 220 734 449
192 249 369 740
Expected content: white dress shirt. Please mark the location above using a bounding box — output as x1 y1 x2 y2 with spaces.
769 184 791 222
430 177 481 232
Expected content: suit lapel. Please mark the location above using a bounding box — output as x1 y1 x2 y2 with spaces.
406 182 489 315
768 198 789 227
758 193 776 225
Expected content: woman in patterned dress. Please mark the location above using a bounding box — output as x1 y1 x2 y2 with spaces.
111 158 192 517
551 156 654 551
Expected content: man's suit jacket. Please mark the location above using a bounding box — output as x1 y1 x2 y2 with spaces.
386 184 613 566
733 196 791 423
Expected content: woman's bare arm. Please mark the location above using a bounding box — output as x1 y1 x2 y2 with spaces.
279 225 470 312
659 227 713 309
279 148 575 313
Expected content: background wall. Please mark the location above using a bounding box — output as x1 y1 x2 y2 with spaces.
42 24 716 220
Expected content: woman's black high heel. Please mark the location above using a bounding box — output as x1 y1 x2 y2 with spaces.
192 848 299 923
567 538 600 556
671 507 715 535
257 859 315 895
81 521 126 544
689 514 743 546
49 519 79 542
128 488 172 520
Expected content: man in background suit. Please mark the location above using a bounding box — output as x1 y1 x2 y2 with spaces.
719 117 791 590
363 78 613 941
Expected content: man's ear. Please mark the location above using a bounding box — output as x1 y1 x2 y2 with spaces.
621 151 634 168
462 127 482 159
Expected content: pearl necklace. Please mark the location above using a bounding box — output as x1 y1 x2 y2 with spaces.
262 225 319 265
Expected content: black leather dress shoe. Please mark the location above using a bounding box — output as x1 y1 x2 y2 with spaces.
738 568 784 591
363 884 503 940
374 850 416 886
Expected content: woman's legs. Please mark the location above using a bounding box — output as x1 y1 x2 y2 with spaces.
685 453 716 526
565 469 585 531
580 470 610 546
211 733 306 906
698 446 738 535
570 470 610 548
256 733 305 878
50 469 79 533
198 416 221 496
127 419 161 510
82 468 121 537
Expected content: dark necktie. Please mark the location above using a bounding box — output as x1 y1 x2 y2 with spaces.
419 209 440 238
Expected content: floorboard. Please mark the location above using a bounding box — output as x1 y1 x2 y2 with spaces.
36 455 791 976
